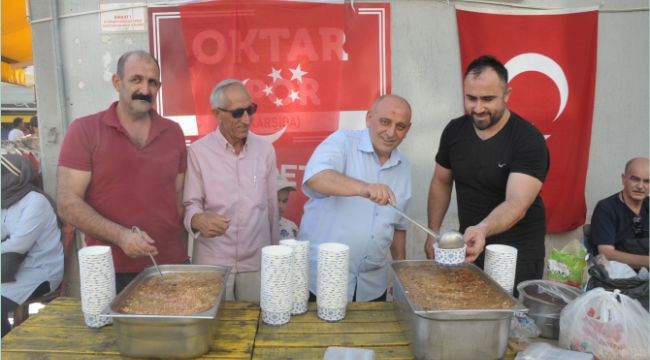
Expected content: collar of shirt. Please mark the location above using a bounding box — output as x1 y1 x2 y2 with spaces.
358 127 402 170
101 101 171 148
214 125 249 156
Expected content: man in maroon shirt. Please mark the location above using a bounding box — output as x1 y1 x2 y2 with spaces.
57 50 189 293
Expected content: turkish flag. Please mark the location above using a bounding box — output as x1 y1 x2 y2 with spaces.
456 6 599 233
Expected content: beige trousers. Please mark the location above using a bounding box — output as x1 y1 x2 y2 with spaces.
224 271 261 301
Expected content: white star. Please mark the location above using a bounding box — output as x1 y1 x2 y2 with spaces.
274 98 284 107
242 78 250 85
288 89 300 102
263 85 273 96
289 64 307 83
268 67 282 83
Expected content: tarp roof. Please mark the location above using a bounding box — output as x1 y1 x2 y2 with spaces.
2 1 32 85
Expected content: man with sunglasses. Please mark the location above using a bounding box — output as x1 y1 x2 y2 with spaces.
591 157 649 270
183 79 279 301
57 51 189 293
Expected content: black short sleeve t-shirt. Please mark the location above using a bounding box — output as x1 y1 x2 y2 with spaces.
435 112 550 258
591 193 649 253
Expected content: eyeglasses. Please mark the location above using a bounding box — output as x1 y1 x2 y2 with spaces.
217 103 257 119
632 216 644 237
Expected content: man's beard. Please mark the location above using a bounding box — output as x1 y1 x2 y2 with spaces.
472 107 505 131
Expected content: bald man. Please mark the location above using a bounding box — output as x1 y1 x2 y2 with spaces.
591 157 649 270
298 94 413 302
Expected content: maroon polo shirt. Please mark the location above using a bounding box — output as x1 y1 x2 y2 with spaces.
58 102 189 272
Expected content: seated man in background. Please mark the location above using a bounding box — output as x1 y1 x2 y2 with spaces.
591 157 649 270
1 154 64 337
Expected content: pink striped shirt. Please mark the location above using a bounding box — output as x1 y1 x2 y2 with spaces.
183 128 280 272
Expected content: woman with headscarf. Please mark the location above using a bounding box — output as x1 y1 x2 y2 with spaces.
1 154 63 337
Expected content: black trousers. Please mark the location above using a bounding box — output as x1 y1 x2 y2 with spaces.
2 281 50 338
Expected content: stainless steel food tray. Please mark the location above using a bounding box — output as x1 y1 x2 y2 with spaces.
100 264 231 358
390 260 528 360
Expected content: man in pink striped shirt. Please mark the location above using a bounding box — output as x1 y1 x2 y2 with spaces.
183 79 280 301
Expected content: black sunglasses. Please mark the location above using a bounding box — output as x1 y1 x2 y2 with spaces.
633 216 643 237
217 103 257 119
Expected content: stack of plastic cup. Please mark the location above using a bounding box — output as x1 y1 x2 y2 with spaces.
279 239 310 315
484 244 518 294
317 243 349 322
260 245 294 326
78 246 116 328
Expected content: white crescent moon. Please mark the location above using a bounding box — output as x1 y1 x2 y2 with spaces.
257 126 287 143
504 53 568 122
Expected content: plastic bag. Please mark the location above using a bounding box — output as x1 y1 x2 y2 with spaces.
509 313 541 344
585 262 649 310
323 347 375 360
515 342 594 360
608 261 637 279
547 240 587 288
559 288 649 360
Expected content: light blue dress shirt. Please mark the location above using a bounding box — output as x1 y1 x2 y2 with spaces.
1 192 63 304
298 128 412 301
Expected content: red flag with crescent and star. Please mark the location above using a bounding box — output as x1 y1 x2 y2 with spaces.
456 6 599 233
148 2 391 226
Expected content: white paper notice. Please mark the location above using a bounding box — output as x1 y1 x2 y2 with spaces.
99 2 147 33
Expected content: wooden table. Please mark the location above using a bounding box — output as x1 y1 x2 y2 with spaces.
2 298 527 359
1 297 258 359
254 302 412 359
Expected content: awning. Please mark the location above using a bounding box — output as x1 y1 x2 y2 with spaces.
2 1 33 86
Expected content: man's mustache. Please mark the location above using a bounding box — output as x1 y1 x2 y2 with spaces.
132 93 152 103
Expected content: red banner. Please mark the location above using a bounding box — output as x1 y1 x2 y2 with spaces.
149 2 391 225
456 6 598 233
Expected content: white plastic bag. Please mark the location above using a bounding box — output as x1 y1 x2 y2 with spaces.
608 261 637 279
515 342 594 360
559 288 649 360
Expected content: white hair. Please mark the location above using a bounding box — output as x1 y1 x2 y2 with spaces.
209 79 247 109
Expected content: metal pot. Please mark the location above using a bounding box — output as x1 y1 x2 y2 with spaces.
517 280 583 339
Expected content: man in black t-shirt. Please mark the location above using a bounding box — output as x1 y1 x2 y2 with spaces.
425 55 550 296
591 158 649 270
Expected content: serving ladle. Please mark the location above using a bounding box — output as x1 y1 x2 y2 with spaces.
132 226 164 280
387 203 465 249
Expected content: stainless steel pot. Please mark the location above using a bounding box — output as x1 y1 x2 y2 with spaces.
100 264 231 358
390 260 528 360
517 280 583 339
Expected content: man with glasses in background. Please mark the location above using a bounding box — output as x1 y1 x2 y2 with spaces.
183 79 279 301
591 157 649 270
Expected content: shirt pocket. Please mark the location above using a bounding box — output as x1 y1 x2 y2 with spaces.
254 179 268 209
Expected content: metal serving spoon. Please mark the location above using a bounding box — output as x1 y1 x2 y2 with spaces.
132 226 164 280
387 203 465 249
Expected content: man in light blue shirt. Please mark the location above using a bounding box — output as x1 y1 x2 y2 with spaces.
298 95 413 302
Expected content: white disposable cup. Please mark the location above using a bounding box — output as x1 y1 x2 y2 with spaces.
317 243 349 310
484 244 518 294
78 246 116 314
261 246 293 313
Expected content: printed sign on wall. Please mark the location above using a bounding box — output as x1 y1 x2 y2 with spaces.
149 2 391 225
